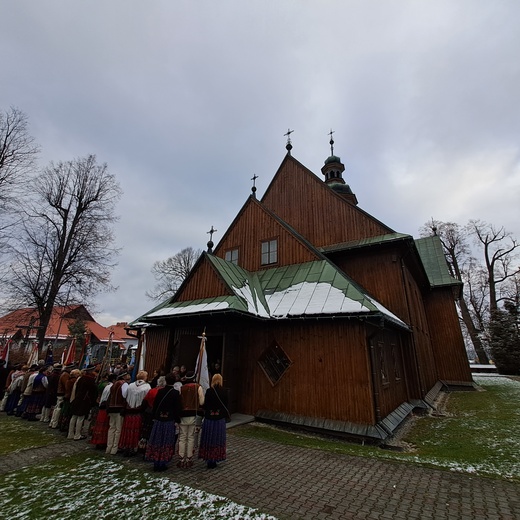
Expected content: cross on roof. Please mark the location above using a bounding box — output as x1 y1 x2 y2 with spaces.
328 128 335 155
284 128 294 154
207 225 217 241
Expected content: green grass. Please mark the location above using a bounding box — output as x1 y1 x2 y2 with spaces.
0 418 60 454
231 376 520 481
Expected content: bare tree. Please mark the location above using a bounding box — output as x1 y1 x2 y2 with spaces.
422 219 520 364
420 220 490 363
0 107 40 214
2 155 122 347
468 220 520 313
146 247 202 301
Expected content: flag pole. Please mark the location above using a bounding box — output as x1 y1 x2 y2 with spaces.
97 332 113 382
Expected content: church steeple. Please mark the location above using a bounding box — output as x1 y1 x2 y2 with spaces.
321 131 358 205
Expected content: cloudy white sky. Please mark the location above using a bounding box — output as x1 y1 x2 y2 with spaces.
2 1 519 326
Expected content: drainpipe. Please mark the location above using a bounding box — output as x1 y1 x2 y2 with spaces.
367 331 381 423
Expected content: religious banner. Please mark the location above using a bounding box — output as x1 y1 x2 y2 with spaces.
195 332 210 393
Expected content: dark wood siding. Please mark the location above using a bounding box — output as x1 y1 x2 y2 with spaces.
235 320 377 425
262 157 392 247
424 288 473 383
368 328 410 419
144 328 172 375
213 198 319 271
177 259 232 302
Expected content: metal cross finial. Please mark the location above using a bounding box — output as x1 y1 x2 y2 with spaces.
207 225 217 241
328 129 335 155
251 174 258 198
206 226 217 253
284 129 294 154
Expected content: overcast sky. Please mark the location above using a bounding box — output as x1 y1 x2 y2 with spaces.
2 1 519 327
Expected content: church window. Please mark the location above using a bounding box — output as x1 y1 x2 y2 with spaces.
261 238 278 265
225 248 239 265
258 340 292 386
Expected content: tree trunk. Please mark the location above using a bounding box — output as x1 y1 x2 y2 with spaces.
459 296 490 364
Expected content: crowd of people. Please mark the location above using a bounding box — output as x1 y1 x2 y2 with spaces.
0 359 230 472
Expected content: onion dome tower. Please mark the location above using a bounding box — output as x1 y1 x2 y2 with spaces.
321 131 358 206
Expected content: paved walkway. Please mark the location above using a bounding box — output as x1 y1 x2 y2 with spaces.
1 414 519 520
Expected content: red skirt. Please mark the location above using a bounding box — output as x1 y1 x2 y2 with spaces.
118 413 143 450
90 409 109 445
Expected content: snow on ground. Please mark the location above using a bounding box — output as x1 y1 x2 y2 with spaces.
0 457 277 520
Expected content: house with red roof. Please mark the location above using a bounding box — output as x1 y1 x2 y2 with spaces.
0 305 124 365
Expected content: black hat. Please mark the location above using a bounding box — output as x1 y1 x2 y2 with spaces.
181 370 195 383
64 363 76 369
53 363 63 370
117 371 129 380
83 364 97 372
29 364 39 371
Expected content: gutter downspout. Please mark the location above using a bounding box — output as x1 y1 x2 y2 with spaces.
367 330 382 424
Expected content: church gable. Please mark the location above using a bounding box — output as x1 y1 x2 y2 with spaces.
213 197 320 272
175 254 233 302
261 155 392 248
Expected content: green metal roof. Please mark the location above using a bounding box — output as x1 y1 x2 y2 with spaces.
141 257 408 330
415 236 461 288
318 233 413 253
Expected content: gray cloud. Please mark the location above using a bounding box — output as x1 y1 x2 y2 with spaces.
2 0 519 325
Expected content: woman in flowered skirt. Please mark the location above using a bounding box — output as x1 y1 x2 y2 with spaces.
90 407 110 447
198 418 226 465
118 410 144 455
90 374 115 448
145 419 177 471
144 373 181 471
198 374 228 469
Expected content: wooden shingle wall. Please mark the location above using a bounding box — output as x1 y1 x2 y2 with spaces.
176 258 232 302
424 288 473 383
235 319 377 426
213 198 319 271
262 156 392 247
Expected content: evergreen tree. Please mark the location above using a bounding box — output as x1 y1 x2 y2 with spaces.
489 307 520 375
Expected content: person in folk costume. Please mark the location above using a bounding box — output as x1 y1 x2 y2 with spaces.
49 364 73 429
118 370 151 456
178 370 205 469
90 373 116 449
0 359 17 412
15 364 37 417
105 372 131 455
24 365 49 420
59 369 81 432
141 376 166 448
145 372 182 472
68 365 98 440
0 359 9 402
19 364 41 419
198 373 229 469
40 364 60 423
87 372 110 439
5 365 27 415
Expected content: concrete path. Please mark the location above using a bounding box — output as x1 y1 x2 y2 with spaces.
1 414 519 520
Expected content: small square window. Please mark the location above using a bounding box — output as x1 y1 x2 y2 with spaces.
261 239 278 265
225 248 239 265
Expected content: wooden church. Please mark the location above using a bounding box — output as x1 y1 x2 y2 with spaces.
132 136 473 441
